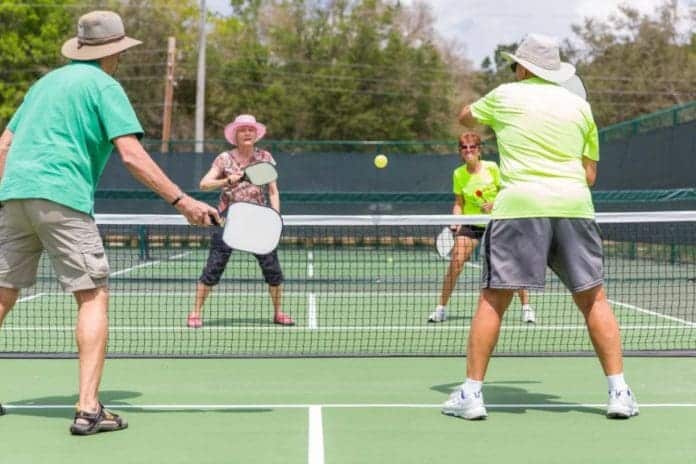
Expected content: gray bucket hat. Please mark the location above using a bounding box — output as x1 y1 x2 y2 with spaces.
61 11 142 61
501 33 575 84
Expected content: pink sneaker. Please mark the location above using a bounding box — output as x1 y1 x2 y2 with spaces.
187 314 203 328
273 312 295 326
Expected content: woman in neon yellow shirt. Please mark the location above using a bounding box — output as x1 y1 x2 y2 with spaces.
429 132 535 323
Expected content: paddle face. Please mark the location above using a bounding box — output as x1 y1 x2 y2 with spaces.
435 227 455 260
561 74 588 101
222 202 283 255
244 162 278 186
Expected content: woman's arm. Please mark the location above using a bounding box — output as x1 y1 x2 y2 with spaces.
199 163 243 191
268 181 280 212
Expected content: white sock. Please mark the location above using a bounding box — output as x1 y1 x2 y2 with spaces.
462 378 483 394
522 304 532 311
437 305 446 311
607 373 628 391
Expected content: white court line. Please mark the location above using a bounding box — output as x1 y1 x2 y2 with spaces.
308 294 318 330
307 251 318 330
4 403 696 410
3 324 691 332
308 406 325 464
307 251 314 279
609 299 696 328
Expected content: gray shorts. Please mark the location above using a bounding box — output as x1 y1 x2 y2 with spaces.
0 199 109 292
481 218 603 293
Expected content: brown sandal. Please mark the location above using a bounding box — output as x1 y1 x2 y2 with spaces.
70 403 127 436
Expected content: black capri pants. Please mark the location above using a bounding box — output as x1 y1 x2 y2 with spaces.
199 227 284 286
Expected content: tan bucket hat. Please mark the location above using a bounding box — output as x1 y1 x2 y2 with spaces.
61 11 142 61
501 33 575 84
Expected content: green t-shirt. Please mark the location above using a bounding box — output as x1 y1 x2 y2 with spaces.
1 61 143 215
470 77 599 219
452 160 500 216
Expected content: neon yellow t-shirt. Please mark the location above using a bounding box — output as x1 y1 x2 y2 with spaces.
470 77 599 219
452 160 500 216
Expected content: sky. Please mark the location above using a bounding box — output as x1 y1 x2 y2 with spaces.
207 0 692 67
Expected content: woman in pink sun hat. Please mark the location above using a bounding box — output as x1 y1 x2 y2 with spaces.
187 114 295 328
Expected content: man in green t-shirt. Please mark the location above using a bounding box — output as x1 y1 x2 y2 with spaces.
441 34 638 421
0 11 220 434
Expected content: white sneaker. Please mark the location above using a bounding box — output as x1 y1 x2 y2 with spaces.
522 305 536 323
606 388 639 418
441 388 487 420
428 306 447 323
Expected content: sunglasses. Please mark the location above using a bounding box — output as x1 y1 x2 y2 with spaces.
458 143 480 150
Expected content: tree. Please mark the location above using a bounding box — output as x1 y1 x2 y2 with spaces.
0 0 73 125
569 0 696 125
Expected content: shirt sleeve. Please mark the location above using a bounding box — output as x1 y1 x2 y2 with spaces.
98 84 144 141
582 115 600 161
469 88 500 127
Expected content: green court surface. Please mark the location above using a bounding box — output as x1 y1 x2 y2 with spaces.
1 357 695 463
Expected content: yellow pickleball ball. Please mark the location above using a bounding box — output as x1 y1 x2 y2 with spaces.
374 154 388 169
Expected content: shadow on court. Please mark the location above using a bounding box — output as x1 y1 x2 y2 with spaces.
431 382 605 416
5 390 272 419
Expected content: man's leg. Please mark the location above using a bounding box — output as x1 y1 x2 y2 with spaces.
74 287 109 413
572 280 637 418
572 285 622 375
442 288 513 420
0 287 20 326
467 288 514 380
0 287 19 416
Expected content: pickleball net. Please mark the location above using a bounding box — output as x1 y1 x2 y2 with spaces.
1 212 694 357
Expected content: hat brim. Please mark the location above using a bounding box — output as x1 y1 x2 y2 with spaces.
61 36 142 61
224 122 266 145
501 51 575 84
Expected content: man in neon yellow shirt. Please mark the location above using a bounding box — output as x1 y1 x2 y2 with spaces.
441 34 638 421
428 132 534 324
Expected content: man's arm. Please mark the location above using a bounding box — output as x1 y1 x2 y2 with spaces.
268 181 280 212
582 157 597 187
458 105 478 128
112 135 220 225
0 129 13 179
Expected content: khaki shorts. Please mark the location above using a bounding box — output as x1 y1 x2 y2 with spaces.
0 199 109 292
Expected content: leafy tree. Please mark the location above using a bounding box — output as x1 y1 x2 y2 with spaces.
569 0 696 125
0 0 74 125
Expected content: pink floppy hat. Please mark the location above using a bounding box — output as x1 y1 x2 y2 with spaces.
224 114 267 145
